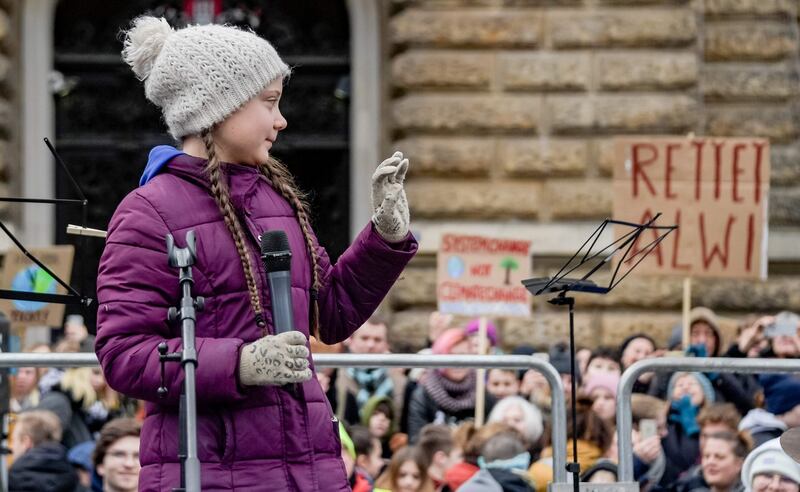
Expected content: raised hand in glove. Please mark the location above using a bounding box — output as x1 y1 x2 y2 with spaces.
371 151 410 243
669 395 700 436
238 331 312 386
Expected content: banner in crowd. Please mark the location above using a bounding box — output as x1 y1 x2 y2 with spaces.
0 246 75 329
613 136 770 280
437 233 532 317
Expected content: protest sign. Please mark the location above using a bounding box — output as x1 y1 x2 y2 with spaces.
437 234 532 317
613 136 770 280
0 246 75 329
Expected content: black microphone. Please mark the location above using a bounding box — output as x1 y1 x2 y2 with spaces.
260 230 295 334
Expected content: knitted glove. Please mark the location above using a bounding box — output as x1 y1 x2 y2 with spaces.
669 395 700 436
238 331 312 386
371 151 410 243
685 344 707 358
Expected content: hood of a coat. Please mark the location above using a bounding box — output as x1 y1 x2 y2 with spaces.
739 408 788 434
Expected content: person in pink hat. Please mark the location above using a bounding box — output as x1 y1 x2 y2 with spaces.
406 328 495 443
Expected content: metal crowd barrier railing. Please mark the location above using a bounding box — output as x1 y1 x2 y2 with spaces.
616 357 800 483
0 352 569 485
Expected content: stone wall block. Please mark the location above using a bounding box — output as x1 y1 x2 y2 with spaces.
501 138 588 177
597 52 699 90
395 137 494 177
543 179 613 219
407 180 542 218
392 51 494 89
547 9 696 48
501 52 591 91
391 9 542 47
394 95 542 133
705 23 798 61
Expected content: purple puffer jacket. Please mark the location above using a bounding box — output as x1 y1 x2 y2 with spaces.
95 154 417 491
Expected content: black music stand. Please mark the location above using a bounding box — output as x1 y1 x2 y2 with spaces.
0 138 93 308
522 214 676 492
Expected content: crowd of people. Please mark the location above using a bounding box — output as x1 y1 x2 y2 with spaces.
320 308 800 492
5 308 800 492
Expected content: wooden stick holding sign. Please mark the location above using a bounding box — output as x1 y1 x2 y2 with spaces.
682 277 692 350
474 316 488 427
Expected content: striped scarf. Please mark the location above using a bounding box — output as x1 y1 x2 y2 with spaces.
349 367 394 408
421 370 477 414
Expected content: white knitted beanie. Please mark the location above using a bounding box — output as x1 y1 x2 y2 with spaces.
122 16 290 139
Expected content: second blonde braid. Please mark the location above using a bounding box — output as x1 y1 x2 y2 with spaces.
259 157 322 340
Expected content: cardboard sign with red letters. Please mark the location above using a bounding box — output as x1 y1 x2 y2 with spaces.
613 136 770 280
437 234 532 317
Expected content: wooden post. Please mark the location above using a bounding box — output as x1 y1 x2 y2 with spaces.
682 277 692 350
474 316 488 427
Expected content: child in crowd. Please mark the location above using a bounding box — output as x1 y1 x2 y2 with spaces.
375 446 435 492
486 368 521 400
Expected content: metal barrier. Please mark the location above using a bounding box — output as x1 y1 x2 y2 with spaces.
0 352 569 483
617 357 800 483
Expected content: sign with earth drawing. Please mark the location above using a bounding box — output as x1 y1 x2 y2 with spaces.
437 233 532 317
0 246 75 329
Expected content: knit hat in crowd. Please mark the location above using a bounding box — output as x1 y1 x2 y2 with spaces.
667 372 715 405
584 372 620 399
122 16 290 139
760 374 800 416
742 438 800 491
432 327 469 355
463 318 498 347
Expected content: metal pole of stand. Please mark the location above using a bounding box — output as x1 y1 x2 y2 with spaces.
550 294 580 492
161 231 203 492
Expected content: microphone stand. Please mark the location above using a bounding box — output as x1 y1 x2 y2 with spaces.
158 231 203 492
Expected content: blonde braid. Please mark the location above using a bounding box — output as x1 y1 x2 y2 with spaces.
259 157 322 339
202 131 267 332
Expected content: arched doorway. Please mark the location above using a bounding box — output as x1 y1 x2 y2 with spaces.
52 1 352 329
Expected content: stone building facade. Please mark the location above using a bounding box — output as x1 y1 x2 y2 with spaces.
2 1 798 349
385 0 800 351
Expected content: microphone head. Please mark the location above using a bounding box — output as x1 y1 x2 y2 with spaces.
261 230 292 272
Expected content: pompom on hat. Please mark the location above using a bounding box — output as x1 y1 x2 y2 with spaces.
122 16 290 139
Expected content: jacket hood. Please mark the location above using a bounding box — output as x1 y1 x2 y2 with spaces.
739 408 788 435
140 145 185 186
361 394 397 436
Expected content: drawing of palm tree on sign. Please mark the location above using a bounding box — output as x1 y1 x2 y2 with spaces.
499 257 519 285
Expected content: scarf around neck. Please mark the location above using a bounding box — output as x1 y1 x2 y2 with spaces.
349 367 394 408
422 369 477 414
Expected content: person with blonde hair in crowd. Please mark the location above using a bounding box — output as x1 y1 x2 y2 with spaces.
662 372 717 487
37 367 132 449
487 395 545 458
96 14 417 489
